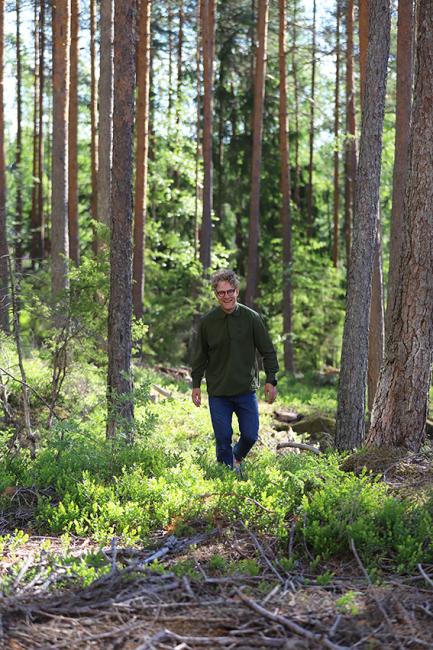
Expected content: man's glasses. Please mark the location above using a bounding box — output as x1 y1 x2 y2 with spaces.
216 289 236 298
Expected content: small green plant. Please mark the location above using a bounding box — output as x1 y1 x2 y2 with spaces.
208 553 227 573
234 559 261 577
171 559 201 580
336 590 361 615
316 570 334 586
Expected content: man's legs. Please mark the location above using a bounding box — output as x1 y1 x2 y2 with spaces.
208 396 235 467
232 392 259 462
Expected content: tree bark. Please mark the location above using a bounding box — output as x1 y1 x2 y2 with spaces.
245 0 269 307
290 0 301 211
0 0 9 333
305 0 316 239
132 0 152 320
37 0 45 259
344 0 356 267
279 0 294 373
385 0 414 335
30 0 40 267
15 0 23 273
68 0 79 265
51 0 70 296
176 0 184 125
90 0 98 254
335 0 390 450
97 0 113 229
106 0 136 440
332 0 341 267
368 0 433 451
199 0 215 272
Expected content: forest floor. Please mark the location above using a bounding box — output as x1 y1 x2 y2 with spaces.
2 371 433 649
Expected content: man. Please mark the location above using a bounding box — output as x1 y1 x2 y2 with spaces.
191 269 279 470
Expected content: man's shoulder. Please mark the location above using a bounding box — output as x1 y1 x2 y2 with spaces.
200 306 222 324
237 303 261 320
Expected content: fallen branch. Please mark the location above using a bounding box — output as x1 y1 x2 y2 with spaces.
276 441 320 455
417 564 433 588
235 588 348 650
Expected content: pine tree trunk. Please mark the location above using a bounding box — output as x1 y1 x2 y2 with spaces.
279 0 294 373
290 0 301 210
335 0 390 450
51 0 70 296
245 0 268 307
344 0 356 267
0 0 9 333
194 0 201 259
332 0 341 267
199 0 215 272
176 0 184 125
15 0 23 273
306 0 316 239
385 0 414 334
90 0 98 254
97 0 113 229
37 0 45 258
359 0 385 413
106 0 136 441
30 0 40 268
68 0 79 265
132 0 152 320
368 0 433 451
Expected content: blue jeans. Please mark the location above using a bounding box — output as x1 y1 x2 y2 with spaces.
208 392 259 467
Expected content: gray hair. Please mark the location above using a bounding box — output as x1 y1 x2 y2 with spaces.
210 269 240 291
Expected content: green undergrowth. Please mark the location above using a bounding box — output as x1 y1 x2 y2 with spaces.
1 368 433 576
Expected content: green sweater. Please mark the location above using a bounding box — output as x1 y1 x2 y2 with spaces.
191 303 279 396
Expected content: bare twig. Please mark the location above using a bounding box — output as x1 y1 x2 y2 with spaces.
350 538 404 650
7 256 35 457
235 588 348 650
239 521 284 583
417 564 433 588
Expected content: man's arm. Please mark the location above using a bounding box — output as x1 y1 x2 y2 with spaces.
253 314 279 403
191 320 208 407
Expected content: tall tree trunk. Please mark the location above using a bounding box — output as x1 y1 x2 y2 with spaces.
106 0 136 440
68 0 79 264
305 0 316 239
51 0 70 296
279 0 294 373
168 4 174 120
132 0 152 320
30 0 40 267
97 0 113 229
359 0 385 413
0 0 9 333
90 0 98 254
37 0 45 259
385 0 414 334
368 0 433 451
15 0 23 273
245 0 269 307
332 0 341 267
335 0 390 450
199 0 215 272
290 0 301 210
194 0 201 259
344 0 356 267
176 0 184 125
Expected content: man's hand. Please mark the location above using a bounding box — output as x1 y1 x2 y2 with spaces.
191 388 201 407
264 383 277 404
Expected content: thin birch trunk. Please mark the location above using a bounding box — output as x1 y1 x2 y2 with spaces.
0 0 9 333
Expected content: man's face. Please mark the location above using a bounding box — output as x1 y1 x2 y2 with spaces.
215 281 239 313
